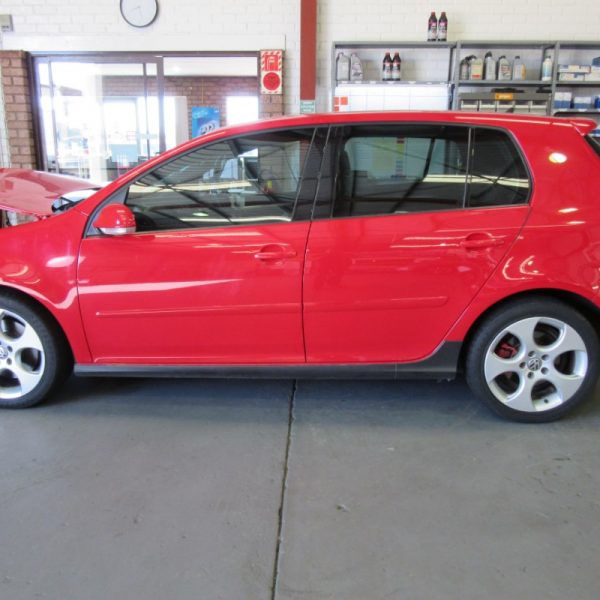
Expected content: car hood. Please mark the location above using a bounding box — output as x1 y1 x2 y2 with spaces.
0 169 100 216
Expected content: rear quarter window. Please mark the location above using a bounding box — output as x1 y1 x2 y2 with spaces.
586 135 600 158
467 128 530 208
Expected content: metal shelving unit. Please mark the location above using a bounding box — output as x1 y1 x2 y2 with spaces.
331 40 600 122
554 42 600 133
451 41 557 113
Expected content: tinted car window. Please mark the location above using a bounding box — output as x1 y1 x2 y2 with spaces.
586 135 600 158
467 129 530 208
331 125 469 218
125 128 315 231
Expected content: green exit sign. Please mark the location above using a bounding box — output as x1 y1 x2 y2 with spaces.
300 100 316 114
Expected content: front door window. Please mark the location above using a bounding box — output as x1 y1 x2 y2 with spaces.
124 129 317 232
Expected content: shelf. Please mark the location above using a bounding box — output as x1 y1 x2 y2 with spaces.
557 41 600 49
554 109 600 113
335 81 449 86
457 41 556 49
556 81 600 87
458 80 550 87
333 41 455 50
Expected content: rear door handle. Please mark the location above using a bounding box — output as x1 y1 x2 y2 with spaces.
460 233 505 250
253 244 297 261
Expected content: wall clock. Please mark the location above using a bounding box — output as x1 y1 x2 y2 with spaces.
120 0 159 28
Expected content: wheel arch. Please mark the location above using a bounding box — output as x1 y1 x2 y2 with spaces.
458 288 600 374
0 284 74 365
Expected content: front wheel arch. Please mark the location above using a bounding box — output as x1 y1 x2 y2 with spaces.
0 287 74 391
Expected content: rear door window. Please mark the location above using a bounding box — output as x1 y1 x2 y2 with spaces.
329 124 470 218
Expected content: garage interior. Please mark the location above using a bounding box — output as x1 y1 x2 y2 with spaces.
1 1 600 599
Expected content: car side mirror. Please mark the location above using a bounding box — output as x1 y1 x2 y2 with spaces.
93 204 136 236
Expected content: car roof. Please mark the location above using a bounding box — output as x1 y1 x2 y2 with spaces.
219 110 596 133
175 111 596 153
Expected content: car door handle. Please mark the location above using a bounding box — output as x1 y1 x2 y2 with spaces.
253 245 297 261
460 233 505 250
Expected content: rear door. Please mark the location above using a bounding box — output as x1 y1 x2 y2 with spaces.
303 124 531 363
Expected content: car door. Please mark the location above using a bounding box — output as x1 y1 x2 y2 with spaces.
303 124 531 363
77 127 321 365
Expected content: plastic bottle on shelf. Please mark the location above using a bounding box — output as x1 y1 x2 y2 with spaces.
469 57 484 80
484 52 496 80
541 53 553 82
497 55 511 80
336 52 351 82
437 12 448 42
459 55 474 80
427 12 437 42
350 53 363 81
512 56 526 80
382 52 393 81
392 52 402 80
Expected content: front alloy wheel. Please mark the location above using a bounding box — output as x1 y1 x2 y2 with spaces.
466 298 599 422
0 309 46 400
0 295 71 408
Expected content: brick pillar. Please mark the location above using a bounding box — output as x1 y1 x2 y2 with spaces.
259 94 284 119
0 51 37 169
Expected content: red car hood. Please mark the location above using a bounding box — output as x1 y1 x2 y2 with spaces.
0 169 100 217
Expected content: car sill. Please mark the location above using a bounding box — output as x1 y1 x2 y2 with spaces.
74 342 461 380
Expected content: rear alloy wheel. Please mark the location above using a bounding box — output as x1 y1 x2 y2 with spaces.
466 299 600 422
0 296 71 408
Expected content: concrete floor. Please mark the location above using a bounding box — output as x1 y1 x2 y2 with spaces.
1 377 599 600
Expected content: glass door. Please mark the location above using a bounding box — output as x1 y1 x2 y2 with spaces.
35 57 164 182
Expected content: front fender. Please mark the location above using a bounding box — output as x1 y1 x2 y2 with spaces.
0 209 92 363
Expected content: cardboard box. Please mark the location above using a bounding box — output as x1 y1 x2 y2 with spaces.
553 91 573 110
573 96 592 109
559 73 587 81
558 64 591 74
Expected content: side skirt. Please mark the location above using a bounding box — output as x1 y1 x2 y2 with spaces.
74 342 461 380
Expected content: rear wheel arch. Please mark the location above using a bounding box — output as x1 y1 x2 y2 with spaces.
460 290 600 421
459 289 600 372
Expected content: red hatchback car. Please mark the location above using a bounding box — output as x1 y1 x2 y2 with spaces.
0 111 599 422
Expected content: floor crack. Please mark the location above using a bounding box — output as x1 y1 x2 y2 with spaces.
271 379 296 600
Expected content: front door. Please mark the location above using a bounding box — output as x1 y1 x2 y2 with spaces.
78 127 318 364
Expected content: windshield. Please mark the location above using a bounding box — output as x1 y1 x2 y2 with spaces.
52 188 100 213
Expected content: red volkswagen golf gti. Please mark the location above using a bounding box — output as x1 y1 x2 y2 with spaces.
0 111 599 422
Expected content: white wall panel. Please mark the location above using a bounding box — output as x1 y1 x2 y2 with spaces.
0 0 599 114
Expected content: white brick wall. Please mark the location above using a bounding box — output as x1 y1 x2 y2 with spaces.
0 0 599 113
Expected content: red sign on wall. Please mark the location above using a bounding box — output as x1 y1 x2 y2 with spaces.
260 50 283 95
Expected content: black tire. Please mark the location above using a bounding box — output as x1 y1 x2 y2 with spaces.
0 294 72 408
465 297 600 423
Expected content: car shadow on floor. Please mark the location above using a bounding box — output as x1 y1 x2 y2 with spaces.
38 375 600 430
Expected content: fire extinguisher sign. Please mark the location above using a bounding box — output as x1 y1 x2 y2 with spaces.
261 50 283 95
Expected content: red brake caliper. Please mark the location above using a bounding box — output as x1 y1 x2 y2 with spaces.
497 340 518 359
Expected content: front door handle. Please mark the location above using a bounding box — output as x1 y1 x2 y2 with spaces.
253 244 297 261
460 233 505 250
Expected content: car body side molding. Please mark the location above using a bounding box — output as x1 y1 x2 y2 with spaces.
74 342 462 380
